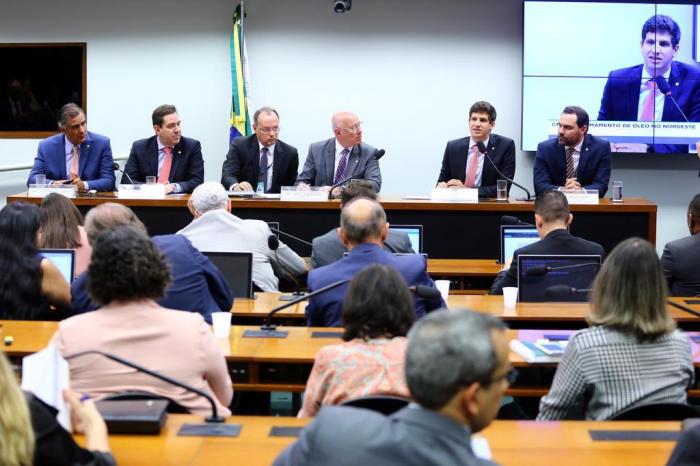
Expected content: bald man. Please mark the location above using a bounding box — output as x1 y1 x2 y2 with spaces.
296 111 382 194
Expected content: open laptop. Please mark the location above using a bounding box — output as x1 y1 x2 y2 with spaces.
389 225 423 253
39 249 75 283
517 254 602 302
202 251 254 299
499 225 539 264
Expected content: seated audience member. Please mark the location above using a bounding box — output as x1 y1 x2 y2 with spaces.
537 238 693 420
71 203 232 322
275 309 511 466
666 422 700 466
661 193 700 296
179 182 305 291
306 198 443 327
298 265 416 417
0 202 70 320
122 104 204 194
27 103 116 192
53 226 233 416
0 351 115 466
39 193 91 278
436 101 516 198
490 190 604 294
311 180 414 268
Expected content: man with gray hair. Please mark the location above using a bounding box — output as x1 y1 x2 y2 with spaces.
274 309 511 465
306 197 442 327
221 106 299 193
70 202 232 323
178 181 305 291
27 103 115 192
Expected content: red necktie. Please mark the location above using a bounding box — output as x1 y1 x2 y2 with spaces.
158 147 172 183
640 80 657 121
465 145 479 188
69 146 80 180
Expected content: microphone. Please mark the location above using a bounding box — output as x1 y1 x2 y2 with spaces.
544 285 591 300
501 215 533 226
328 149 385 199
654 76 690 122
268 227 312 247
268 234 305 301
112 162 139 185
65 350 226 423
476 141 533 201
526 262 601 277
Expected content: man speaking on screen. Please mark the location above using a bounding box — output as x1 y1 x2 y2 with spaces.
598 14 700 154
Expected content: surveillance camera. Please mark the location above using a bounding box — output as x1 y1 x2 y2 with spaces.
333 0 352 14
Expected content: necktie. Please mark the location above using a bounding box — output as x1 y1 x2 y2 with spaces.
158 146 172 183
465 145 480 188
69 146 80 180
565 147 576 180
259 147 269 192
334 149 349 184
640 80 657 121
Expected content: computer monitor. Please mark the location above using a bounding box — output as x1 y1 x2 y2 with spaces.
202 251 254 299
517 254 602 303
39 249 75 283
389 225 423 253
500 225 539 264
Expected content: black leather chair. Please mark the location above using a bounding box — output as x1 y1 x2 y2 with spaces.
610 402 699 421
341 395 410 415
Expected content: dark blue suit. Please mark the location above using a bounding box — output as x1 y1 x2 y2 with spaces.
598 61 700 153
71 234 232 323
27 132 116 191
122 135 204 193
305 243 444 327
533 134 611 197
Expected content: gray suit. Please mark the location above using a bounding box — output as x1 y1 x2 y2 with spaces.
273 405 497 466
311 229 414 269
296 138 382 191
661 233 700 296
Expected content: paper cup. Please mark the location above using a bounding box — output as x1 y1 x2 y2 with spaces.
503 287 518 308
212 312 232 338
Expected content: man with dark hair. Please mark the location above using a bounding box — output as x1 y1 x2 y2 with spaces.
661 193 700 296
490 190 604 294
27 103 115 192
122 104 204 193
533 106 611 197
221 106 299 194
306 197 442 327
598 14 700 154
436 101 516 198
274 309 510 466
310 180 414 268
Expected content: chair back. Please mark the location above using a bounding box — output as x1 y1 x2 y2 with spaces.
102 390 189 414
611 402 700 421
341 395 410 415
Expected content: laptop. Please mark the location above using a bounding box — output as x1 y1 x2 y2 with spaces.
202 251 254 299
39 249 75 283
389 225 423 253
517 254 602 302
499 225 539 264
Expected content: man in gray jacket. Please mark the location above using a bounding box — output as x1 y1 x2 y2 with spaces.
661 193 700 296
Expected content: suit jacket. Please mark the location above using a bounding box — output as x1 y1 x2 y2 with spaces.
437 133 516 198
598 61 700 153
533 134 611 197
310 228 414 269
666 423 700 466
27 132 116 191
70 234 233 323
306 243 444 327
490 228 605 294
274 405 496 466
297 138 382 192
221 134 299 193
661 233 700 296
122 135 204 193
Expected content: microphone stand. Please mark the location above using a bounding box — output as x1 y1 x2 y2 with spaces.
478 142 533 201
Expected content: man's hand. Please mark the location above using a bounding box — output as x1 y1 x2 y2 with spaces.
330 187 343 198
296 182 311 191
234 182 253 191
318 185 332 193
445 179 465 188
164 183 175 194
52 180 68 186
71 178 86 192
564 178 581 190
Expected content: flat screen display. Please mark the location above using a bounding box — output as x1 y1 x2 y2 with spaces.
39 249 75 283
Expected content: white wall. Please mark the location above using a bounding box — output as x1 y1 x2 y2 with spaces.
0 0 697 251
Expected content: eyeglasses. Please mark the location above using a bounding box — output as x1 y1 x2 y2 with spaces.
339 122 363 134
483 367 518 387
258 126 280 134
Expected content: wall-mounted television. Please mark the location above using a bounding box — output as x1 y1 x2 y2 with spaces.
522 1 700 154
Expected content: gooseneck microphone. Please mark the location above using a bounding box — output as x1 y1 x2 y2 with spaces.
268 234 305 300
112 162 138 185
65 350 226 423
501 215 534 226
654 76 690 122
327 149 385 199
476 141 532 201
526 262 601 277
268 227 312 248
544 285 591 300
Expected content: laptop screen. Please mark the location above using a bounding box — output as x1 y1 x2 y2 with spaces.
389 225 423 253
517 254 602 302
202 251 254 299
39 249 75 283
500 225 539 264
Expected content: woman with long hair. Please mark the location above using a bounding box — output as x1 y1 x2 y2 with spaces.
40 193 91 277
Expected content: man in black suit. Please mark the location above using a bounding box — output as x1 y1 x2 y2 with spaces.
122 104 204 194
221 106 299 194
661 193 700 296
490 190 604 294
436 101 515 198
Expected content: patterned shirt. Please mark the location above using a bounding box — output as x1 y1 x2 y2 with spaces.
537 326 694 420
298 337 409 418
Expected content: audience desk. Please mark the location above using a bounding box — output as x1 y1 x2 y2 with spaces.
8 192 657 258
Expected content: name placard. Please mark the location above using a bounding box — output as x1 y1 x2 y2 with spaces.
117 184 166 200
562 189 599 205
430 187 478 203
27 185 77 198
280 186 329 202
